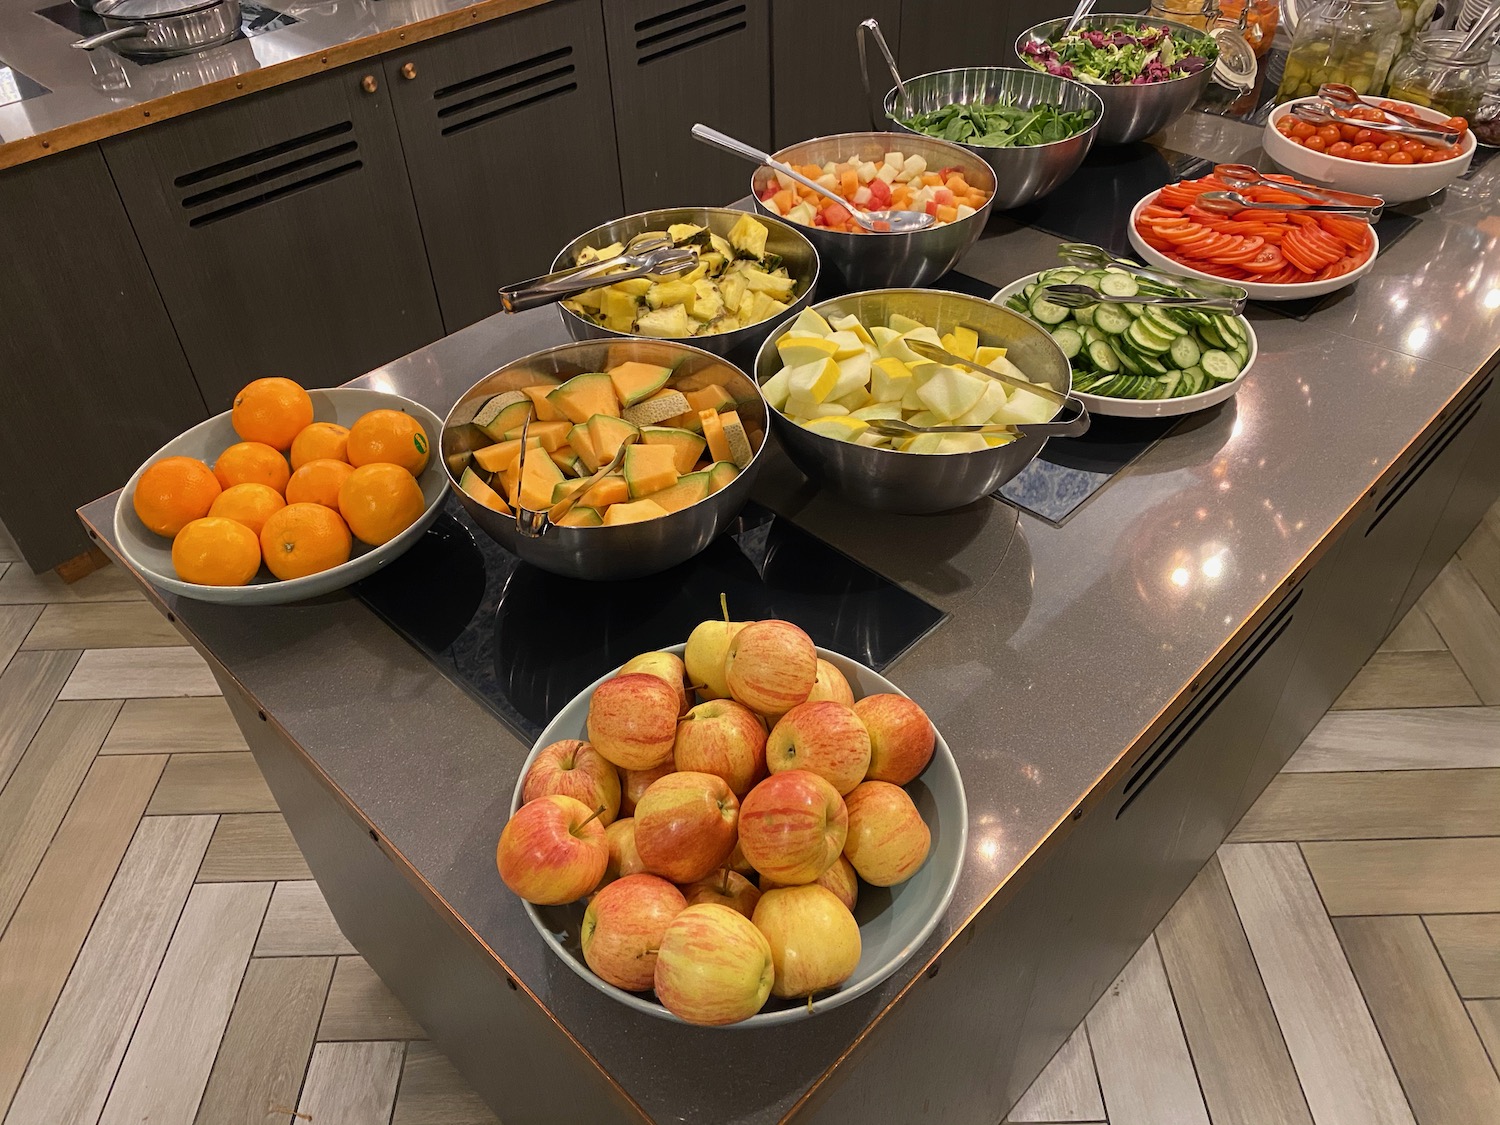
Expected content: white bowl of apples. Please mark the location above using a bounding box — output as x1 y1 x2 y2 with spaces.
496 615 968 1027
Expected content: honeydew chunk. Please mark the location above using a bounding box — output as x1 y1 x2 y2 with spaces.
902 325 943 348
881 334 922 366
856 161 879 183
901 364 942 410
992 388 1056 425
786 201 819 226
984 433 1017 448
803 415 869 442
822 161 839 175
883 152 905 173
920 367 989 420
975 345 1008 367
934 433 989 454
778 335 841 367
901 432 945 454
775 169 796 192
833 386 870 412
828 314 876 348
805 402 849 416
786 357 841 403
850 401 905 422
824 331 868 361
870 326 901 350
871 357 912 403
817 173 839 192
945 326 979 361
855 430 891 448
832 353 873 399
761 196 783 215
887 313 926 334
956 204 977 221
761 367 793 411
875 162 899 184
783 393 820 420
953 381 1009 426
718 410 753 469
897 155 928 184
906 410 940 428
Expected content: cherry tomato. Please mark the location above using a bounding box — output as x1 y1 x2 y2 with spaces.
1444 116 1468 135
1349 142 1377 161
1354 128 1377 144
1339 124 1362 142
1387 150 1415 164
1421 147 1444 163
1370 149 1390 163
1276 117 1297 136
1399 139 1424 155
1328 141 1354 159
1290 120 1317 139
1315 124 1342 145
1378 139 1401 153
1302 135 1328 152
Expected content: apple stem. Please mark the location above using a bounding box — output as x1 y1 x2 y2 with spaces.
720 866 731 895
577 805 608 832
806 994 814 1015
720 592 730 627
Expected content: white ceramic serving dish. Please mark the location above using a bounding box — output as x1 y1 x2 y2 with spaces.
114 387 446 605
993 272 1258 419
509 643 969 1029
1263 96 1476 205
1126 193 1379 302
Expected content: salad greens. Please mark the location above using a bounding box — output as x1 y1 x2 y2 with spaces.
900 100 1097 147
1021 23 1217 85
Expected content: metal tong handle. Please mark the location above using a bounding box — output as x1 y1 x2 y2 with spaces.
1043 283 1246 314
546 433 638 526
1213 163 1385 215
1056 243 1250 302
1293 103 1459 146
1198 190 1380 219
1316 83 1463 136
856 18 910 121
903 338 1070 407
498 245 696 314
868 396 1090 441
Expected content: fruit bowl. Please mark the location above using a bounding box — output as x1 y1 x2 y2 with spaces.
1263 97 1476 205
114 388 446 605
509 643 968 1028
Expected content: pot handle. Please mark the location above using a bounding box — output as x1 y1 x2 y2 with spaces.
856 18 905 129
72 25 149 49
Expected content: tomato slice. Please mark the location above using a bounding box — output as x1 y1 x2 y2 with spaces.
1240 245 1288 274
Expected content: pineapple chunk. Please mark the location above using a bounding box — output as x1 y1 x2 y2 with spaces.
728 214 768 260
635 304 692 338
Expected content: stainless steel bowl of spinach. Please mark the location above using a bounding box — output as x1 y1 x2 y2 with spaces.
901 100 1097 147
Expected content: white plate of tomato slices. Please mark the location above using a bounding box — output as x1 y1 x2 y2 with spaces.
1126 174 1378 302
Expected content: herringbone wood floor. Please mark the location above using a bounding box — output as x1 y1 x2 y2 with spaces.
0 503 1498 1125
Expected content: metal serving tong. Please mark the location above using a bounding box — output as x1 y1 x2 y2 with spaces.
1196 190 1382 221
1317 82 1464 137
497 237 698 314
1056 243 1249 303
512 419 639 537
1213 163 1384 217
1042 283 1246 314
1291 101 1461 147
897 338 1091 439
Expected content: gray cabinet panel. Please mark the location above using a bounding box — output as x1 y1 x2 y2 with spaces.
771 0 901 144
898 0 1070 76
102 66 444 411
384 0 623 332
603 0 771 210
0 145 205 571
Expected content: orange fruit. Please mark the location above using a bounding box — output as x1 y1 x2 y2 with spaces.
133 456 222 538
171 517 262 587
285 458 354 509
338 463 425 546
289 422 350 470
232 378 314 450
259 503 352 581
214 442 291 493
208 483 286 536
346 410 430 475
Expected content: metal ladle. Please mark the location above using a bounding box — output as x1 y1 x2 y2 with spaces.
690 123 936 233
1197 190 1382 221
1042 283 1246 314
1213 163 1384 217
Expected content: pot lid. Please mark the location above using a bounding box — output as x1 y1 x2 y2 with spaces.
93 0 225 20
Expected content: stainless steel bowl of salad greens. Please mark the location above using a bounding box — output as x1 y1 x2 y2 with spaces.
882 68 1103 210
1015 16 1218 145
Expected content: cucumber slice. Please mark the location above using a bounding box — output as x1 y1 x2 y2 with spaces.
1159 370 1184 398
1169 335 1202 370
1050 325 1083 359
1126 318 1172 355
1094 304 1134 335
1230 342 1250 368
1073 304 1097 327
1215 315 1247 346
1201 350 1241 382
1122 302 1148 318
1141 308 1187 338
1099 273 1139 298
1087 340 1121 373
1115 345 1144 375
1135 348 1169 376
1029 293 1070 325
1197 321 1228 349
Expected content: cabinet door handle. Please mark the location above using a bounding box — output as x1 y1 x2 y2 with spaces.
360 74 378 94
401 63 417 80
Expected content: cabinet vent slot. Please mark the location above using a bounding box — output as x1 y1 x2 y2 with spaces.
186 159 364 228
433 48 577 136
1367 375 1490 537
1117 586 1303 818
634 1 746 65
173 121 353 188
432 46 572 102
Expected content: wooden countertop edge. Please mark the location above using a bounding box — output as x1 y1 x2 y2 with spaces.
0 0 553 172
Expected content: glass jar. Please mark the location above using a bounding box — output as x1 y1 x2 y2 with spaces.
1276 0 1403 102
1391 0 1440 62
1473 67 1500 147
1218 0 1280 57
1386 31 1491 119
1148 0 1220 30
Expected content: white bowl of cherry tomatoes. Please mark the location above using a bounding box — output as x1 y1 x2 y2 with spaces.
1264 96 1475 205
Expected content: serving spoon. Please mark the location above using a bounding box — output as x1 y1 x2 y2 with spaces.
690 123 936 233
1197 190 1382 221
1042 283 1246 314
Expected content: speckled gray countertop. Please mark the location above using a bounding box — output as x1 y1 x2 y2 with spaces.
79 113 1500 1124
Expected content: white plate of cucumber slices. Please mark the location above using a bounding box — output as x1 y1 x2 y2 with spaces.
992 268 1257 419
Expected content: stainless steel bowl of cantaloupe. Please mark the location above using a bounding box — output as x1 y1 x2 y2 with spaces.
441 339 768 581
753 289 1072 514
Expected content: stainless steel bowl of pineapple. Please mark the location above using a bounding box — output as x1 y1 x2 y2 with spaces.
552 207 820 365
753 290 1072 514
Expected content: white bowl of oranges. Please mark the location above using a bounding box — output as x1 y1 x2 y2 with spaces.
115 378 446 604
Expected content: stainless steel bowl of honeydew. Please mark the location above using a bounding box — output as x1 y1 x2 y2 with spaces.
442 339 767 580
753 290 1078 514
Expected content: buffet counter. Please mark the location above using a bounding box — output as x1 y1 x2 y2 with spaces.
78 112 1500 1124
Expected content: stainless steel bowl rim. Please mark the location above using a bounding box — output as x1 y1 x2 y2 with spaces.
882 67 1106 152
1015 13 1224 87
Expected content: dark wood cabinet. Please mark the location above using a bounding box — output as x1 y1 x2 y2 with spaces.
101 65 444 412
898 0 1072 76
770 0 901 145
0 145 207 571
602 0 772 211
383 0 623 333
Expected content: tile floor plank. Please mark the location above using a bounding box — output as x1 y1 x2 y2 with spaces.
146 752 277 815
1425 915 1500 999
0 562 143 605
101 697 248 755
58 646 219 700
1458 517 1500 615
1218 842 1415 1125
0 650 81 793
1380 605 1445 652
1085 936 1209 1125
1335 915 1500 1125
1421 560 1500 704
4 814 215 1125
318 956 427 1042
0 754 165 1120
1285 708 1500 772
192 956 335 1125
1302 838 1500 915
1008 1023 1104 1123
0 525 18 563
1229 769 1500 842
1332 651 1480 710
97 881 271 1125
0 606 40 676
1469 1000 1500 1072
198 813 310 882
1155 857 1313 1125
0 700 121 933
392 1042 501 1125
296 1041 404 1125
22 601 182 650
254 880 356 957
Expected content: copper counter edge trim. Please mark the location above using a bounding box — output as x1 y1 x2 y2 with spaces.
0 0 554 172
72 506 654 1125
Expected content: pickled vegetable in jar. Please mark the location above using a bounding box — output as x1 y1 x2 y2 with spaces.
1218 0 1279 57
1391 0 1439 62
1149 0 1220 30
1386 31 1491 119
1276 0 1403 103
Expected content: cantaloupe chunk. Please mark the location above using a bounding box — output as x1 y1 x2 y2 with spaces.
547 372 619 424
472 437 540 474
580 474 629 510
523 384 563 422
501 419 571 451
623 444 680 499
551 448 583 476
701 410 732 464
705 461 739 494
458 467 510 514
663 409 704 434
602 498 669 526
642 426 707 475
684 385 735 414
719 410 753 468
473 391 529 431
647 471 711 514
567 424 600 472
557 506 603 527
587 414 640 466
518 447 565 511
477 398 533 442
551 478 589 505
608 361 673 407
623 388 691 428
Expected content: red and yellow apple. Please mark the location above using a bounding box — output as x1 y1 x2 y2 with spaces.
738 769 847 885
522 739 622 825
621 761 674 817
843 781 930 886
654 903 774 1025
724 620 817 716
681 868 762 918
603 817 647 884
684 618 745 700
761 853 858 912
587 673 679 771
767 701 871 795
674 699 768 797
633 770 740 884
752 884 861 999
806 659 855 707
581 874 685 992
854 694 935 785
621 651 691 716
496 794 608 905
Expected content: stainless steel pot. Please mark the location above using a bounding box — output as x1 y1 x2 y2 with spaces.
72 0 240 60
